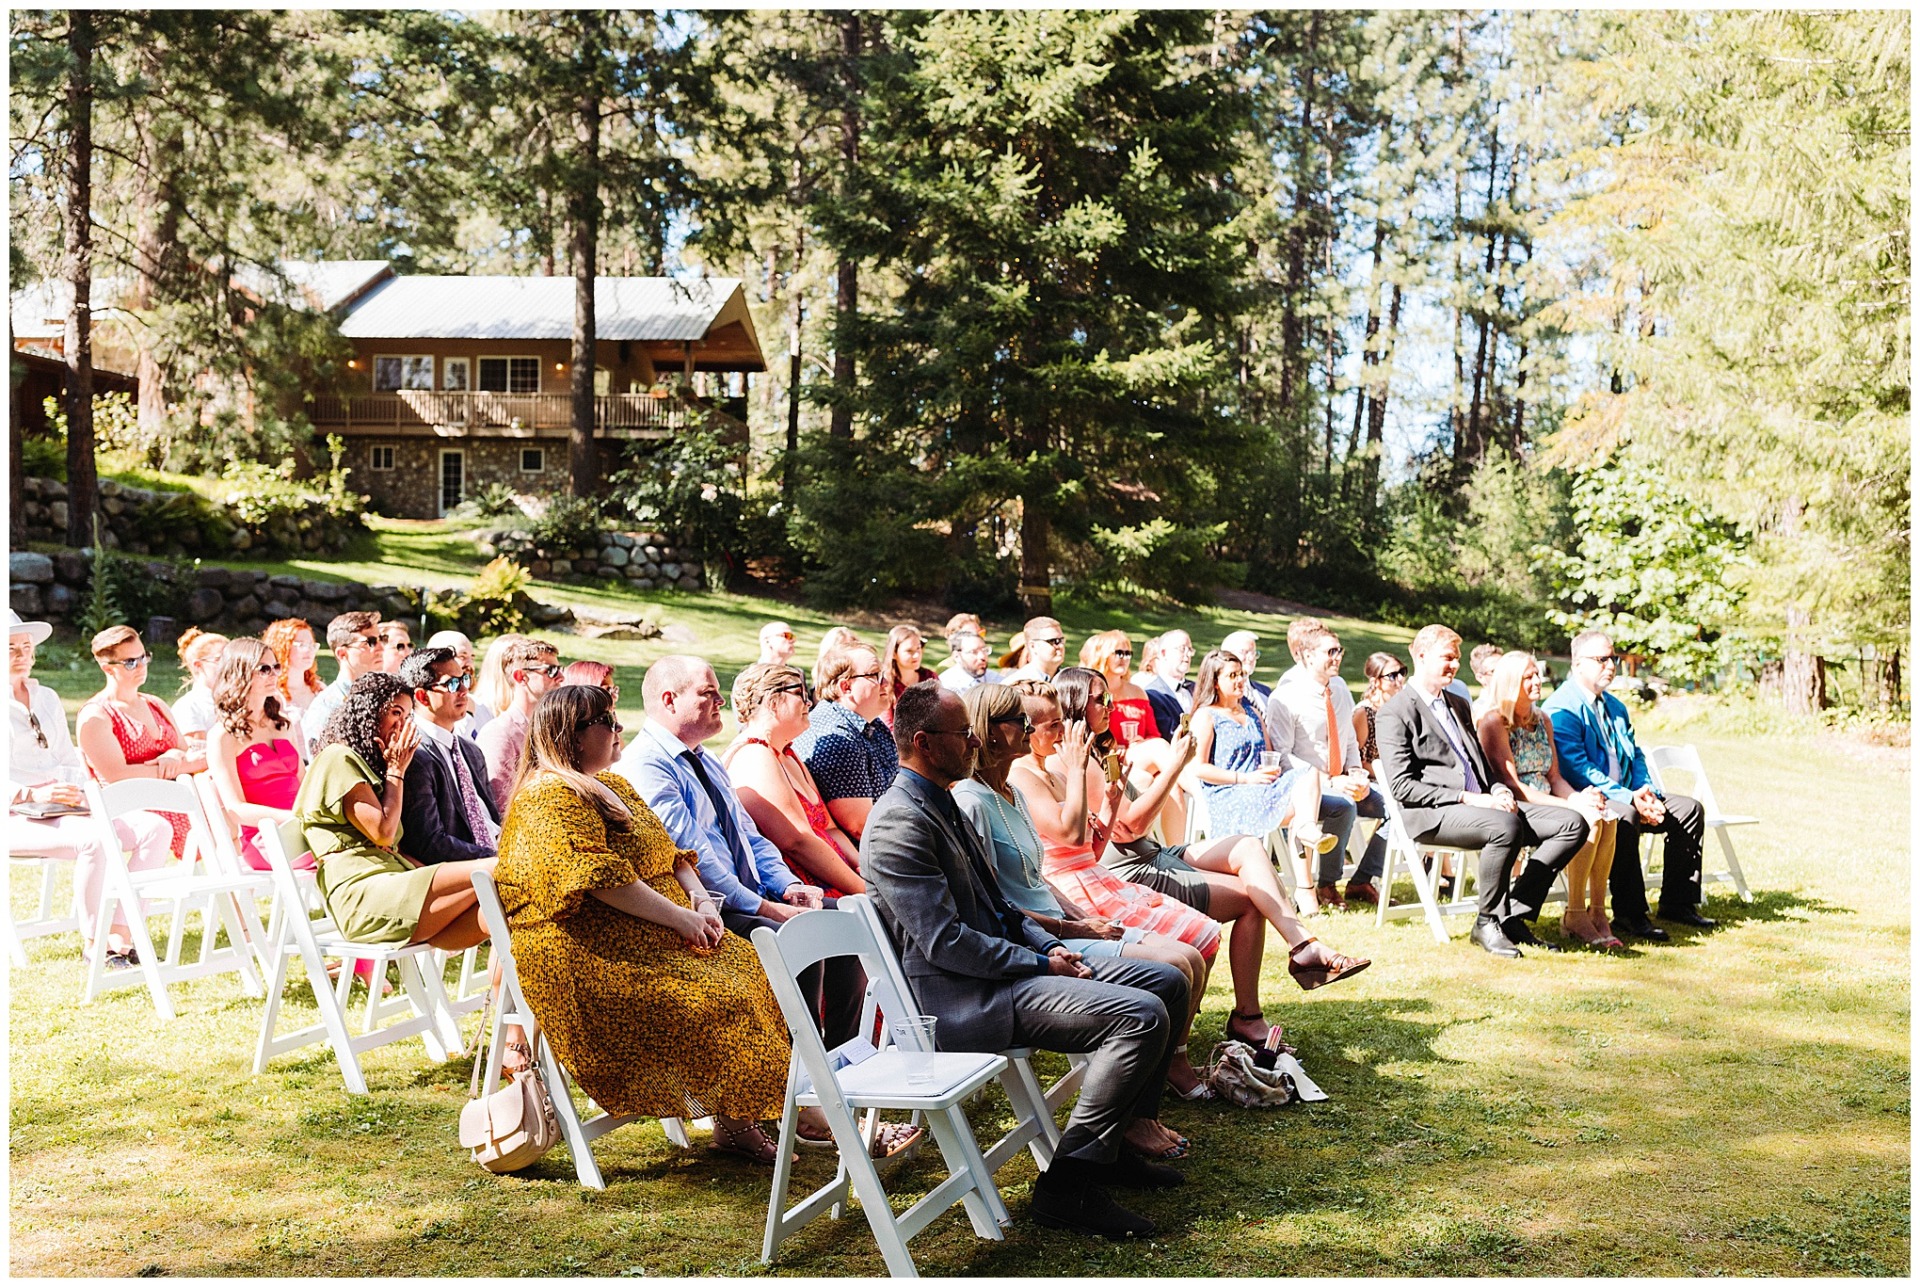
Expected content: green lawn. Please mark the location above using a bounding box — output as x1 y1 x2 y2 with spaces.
11 554 1908 1277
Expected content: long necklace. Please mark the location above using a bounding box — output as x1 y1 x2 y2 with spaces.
986 778 1043 888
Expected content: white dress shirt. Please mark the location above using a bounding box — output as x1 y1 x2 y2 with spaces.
1267 664 1360 774
10 679 86 796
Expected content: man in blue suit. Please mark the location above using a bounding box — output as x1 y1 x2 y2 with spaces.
1542 630 1711 940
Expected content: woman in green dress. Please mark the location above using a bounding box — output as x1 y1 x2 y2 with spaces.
293 673 493 950
493 683 792 1163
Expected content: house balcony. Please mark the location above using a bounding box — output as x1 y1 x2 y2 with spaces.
306 390 745 440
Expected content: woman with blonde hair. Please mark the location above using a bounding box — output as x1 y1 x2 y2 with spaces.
170 626 230 745
1078 628 1185 839
493 684 793 1164
205 637 309 871
811 627 861 696
1477 651 1619 949
264 618 326 720
722 662 864 896
473 634 527 731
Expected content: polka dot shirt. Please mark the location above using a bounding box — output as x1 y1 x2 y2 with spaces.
794 699 899 803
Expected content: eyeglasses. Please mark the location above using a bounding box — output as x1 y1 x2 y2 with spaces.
101 654 150 671
846 670 883 685
1323 645 1345 657
768 682 813 706
522 664 564 679
346 636 380 652
425 673 474 693
989 713 1034 734
922 725 977 741
26 709 47 748
255 662 283 676
604 684 621 702
387 642 413 655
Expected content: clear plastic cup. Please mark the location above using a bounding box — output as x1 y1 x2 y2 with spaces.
892 1015 938 1087
1259 750 1284 773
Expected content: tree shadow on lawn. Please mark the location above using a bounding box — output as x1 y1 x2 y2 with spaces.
1638 886 1852 949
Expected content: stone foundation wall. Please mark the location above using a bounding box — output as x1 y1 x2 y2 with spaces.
353 437 567 518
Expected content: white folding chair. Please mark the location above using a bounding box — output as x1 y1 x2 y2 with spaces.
752 909 1011 1278
1645 744 1756 902
842 893 1075 1175
6 845 82 967
467 869 692 1186
185 772 290 981
252 819 462 1094
81 778 269 1018
1371 764 1477 943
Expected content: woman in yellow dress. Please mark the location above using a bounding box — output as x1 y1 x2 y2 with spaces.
493 684 792 1163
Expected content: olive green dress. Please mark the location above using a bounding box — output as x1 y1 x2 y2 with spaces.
493 772 790 1122
293 744 437 944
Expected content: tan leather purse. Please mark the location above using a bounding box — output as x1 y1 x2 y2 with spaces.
459 996 560 1173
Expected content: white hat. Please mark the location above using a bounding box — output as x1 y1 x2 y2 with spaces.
7 609 53 645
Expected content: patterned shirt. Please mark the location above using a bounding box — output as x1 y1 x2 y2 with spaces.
793 698 898 804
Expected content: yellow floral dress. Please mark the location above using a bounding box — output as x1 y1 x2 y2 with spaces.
493 772 790 1122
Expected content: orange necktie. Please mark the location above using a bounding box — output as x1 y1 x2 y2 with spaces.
1324 689 1343 776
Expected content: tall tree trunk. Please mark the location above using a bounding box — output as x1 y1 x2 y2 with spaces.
1019 497 1051 616
828 11 860 440
1277 12 1319 513
1872 646 1902 711
1447 13 1466 473
1777 496 1827 714
567 13 604 500
1362 280 1402 521
784 239 803 501
9 327 23 550
1345 218 1387 502
1463 132 1501 477
129 44 183 454
64 10 97 550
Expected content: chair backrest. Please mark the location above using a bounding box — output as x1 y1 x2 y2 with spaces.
752 908 925 1052
468 870 526 1009
839 894 929 1052
1369 759 1425 852
187 772 247 876
256 818 323 925
1645 744 1717 815
88 774 212 870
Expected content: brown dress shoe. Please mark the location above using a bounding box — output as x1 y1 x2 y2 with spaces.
1343 881 1379 907
1313 882 1347 911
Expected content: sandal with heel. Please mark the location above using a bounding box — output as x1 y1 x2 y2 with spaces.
1288 936 1371 991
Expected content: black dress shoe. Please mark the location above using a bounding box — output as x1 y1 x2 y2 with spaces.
1612 914 1670 942
1503 919 1566 953
1471 916 1523 959
1031 1173 1157 1238
1659 905 1717 929
1109 1149 1185 1189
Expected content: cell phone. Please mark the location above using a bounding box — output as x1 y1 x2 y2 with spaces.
1103 751 1124 784
1177 711 1192 736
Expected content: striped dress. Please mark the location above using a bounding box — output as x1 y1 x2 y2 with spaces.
1040 831 1220 959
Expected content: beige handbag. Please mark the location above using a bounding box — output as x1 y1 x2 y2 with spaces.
459 995 560 1173
1203 1038 1300 1109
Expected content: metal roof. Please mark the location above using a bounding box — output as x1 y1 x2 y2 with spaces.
337 275 748 342
242 259 393 312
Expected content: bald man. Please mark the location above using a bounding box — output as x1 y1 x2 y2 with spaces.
757 621 798 667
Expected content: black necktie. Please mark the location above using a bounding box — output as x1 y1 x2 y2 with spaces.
681 749 746 871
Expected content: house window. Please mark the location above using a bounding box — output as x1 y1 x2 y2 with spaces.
369 445 396 472
593 366 610 396
439 449 464 516
520 448 545 474
477 356 540 394
373 355 434 391
443 357 470 391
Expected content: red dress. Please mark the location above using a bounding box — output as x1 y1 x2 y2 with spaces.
88 696 190 856
741 737 852 898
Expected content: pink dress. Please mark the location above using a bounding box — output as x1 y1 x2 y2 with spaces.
1041 831 1220 958
234 737 313 871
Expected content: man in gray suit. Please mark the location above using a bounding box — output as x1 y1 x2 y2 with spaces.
1376 624 1587 959
863 682 1192 1240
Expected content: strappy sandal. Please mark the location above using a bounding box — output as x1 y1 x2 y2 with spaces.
500 1040 533 1077
1288 936 1371 991
710 1118 787 1165
1224 1009 1272 1046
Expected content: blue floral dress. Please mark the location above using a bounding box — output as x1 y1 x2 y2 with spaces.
1509 717 1556 794
1198 707 1305 837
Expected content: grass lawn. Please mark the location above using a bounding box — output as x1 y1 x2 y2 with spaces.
11 545 1908 1276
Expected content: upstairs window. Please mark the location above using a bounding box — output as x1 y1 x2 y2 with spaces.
477 356 540 394
373 355 433 391
369 445 396 471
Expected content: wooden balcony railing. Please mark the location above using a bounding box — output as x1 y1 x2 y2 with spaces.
306 390 739 437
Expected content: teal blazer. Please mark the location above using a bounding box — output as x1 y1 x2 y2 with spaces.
1540 679 1655 810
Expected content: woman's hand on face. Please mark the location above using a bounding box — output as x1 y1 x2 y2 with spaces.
1059 718 1089 765
381 715 419 773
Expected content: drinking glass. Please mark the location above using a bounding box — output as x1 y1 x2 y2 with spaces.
891 1015 938 1087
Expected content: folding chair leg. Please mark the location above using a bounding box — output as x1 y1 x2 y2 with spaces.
933 1102 1012 1235
1714 828 1754 902
393 954 454 1062
840 1132 920 1278
541 1038 608 1190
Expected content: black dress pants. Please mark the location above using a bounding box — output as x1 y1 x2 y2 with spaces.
1411 801 1588 922
722 907 865 1047
1611 793 1706 919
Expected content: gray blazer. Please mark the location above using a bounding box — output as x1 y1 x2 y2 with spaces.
1376 684 1499 837
861 768 1063 1052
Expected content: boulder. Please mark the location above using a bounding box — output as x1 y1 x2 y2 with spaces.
230 529 253 551
380 595 413 619
49 501 69 531
52 551 87 584
10 552 55 584
661 562 682 582
187 588 224 621
228 593 260 620
45 583 75 617
529 560 551 577
623 563 647 580
101 497 127 517
609 532 635 550
42 478 68 500
602 546 629 568
262 599 294 620
194 565 232 590
631 577 655 591
269 573 304 592
10 584 43 616
97 479 121 499
642 545 661 562
307 579 349 603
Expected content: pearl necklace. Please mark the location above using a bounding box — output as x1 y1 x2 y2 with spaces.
986 781 1044 888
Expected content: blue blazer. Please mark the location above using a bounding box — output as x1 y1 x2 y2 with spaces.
1540 679 1652 809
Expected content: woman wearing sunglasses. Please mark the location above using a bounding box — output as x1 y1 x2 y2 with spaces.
722 662 864 897
75 625 205 859
206 637 312 873
1078 629 1187 842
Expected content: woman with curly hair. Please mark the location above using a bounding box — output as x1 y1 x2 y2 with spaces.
291 672 491 949
205 637 310 872
264 619 327 721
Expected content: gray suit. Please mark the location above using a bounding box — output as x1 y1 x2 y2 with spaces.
1376 684 1586 923
862 768 1188 1165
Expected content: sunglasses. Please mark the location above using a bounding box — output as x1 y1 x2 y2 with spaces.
1033 636 1065 648
586 712 623 732
1088 692 1113 708
1380 668 1407 681
1110 650 1133 660
256 662 283 676
989 713 1035 734
26 709 47 748
346 636 380 652
1580 654 1618 665
425 673 474 693
768 682 813 706
101 654 150 671
522 664 564 679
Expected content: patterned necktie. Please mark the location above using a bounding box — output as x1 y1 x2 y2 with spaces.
1324 688 1343 776
446 739 497 846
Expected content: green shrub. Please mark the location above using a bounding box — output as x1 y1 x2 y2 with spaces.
1085 518 1231 606
447 482 527 525
459 558 533 636
527 494 605 552
21 433 64 480
607 426 767 584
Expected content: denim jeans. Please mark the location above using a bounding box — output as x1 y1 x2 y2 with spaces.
1315 786 1388 885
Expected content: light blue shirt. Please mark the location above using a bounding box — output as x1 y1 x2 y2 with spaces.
612 719 796 915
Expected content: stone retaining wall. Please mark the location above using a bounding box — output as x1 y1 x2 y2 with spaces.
8 550 572 639
18 475 360 558
475 527 707 591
